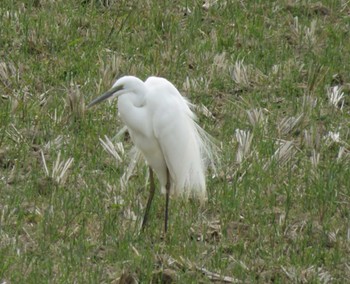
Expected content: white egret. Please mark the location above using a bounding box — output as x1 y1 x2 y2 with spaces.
88 76 217 233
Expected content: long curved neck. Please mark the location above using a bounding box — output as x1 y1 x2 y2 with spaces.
128 90 146 107
114 76 147 107
117 91 149 134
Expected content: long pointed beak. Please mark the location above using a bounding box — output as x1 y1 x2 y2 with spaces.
87 84 124 108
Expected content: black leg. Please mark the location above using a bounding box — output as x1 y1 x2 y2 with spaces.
141 166 156 231
164 168 171 233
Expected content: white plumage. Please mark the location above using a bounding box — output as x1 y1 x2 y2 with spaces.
88 75 217 232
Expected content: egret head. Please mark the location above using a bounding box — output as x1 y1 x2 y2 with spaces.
88 76 145 108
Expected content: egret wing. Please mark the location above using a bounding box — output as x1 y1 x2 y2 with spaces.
146 78 207 200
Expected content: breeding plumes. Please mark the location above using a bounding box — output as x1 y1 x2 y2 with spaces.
88 76 217 233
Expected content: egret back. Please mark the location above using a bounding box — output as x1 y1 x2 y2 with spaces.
145 77 214 201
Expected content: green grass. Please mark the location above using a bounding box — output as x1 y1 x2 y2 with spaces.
1 0 350 283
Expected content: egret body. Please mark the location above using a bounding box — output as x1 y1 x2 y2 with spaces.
88 76 216 232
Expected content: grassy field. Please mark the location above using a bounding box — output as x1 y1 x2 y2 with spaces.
1 0 350 283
